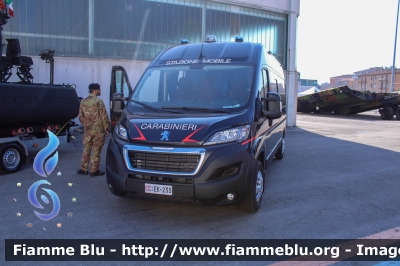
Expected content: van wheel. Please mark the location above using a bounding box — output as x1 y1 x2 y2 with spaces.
0 144 23 174
380 107 394 120
275 139 285 160
240 161 264 213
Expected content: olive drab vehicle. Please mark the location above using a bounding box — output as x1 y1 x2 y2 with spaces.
107 36 286 213
297 85 400 120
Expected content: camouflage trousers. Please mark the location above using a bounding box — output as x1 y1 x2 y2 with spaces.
80 131 105 173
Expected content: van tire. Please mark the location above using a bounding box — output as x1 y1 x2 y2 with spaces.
240 161 264 213
275 139 285 160
0 144 23 174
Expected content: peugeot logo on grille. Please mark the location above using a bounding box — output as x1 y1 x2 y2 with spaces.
160 131 170 141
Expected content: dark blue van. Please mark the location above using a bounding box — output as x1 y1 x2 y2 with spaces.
107 36 286 212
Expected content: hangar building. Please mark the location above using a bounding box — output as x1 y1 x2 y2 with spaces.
3 0 300 126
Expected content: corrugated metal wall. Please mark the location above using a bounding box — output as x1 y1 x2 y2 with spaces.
3 0 287 66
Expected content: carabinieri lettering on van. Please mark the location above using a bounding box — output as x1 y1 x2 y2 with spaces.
166 60 199 65
202 59 231 64
140 123 198 131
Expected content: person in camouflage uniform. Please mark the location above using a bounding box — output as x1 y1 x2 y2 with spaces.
77 83 110 176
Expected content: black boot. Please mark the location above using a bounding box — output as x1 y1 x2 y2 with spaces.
90 170 105 176
77 169 88 175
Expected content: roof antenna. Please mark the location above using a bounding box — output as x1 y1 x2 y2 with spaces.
198 42 204 60
199 35 216 60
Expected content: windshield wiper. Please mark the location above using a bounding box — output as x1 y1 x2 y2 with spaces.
130 100 180 113
162 106 230 114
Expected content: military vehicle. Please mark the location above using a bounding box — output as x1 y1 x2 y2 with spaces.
0 11 80 174
297 85 400 120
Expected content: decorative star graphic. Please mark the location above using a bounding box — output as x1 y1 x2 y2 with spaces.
57 171 62 176
67 212 73 217
68 183 73 187
72 197 77 202
27 223 32 227
57 223 62 228
16 212 21 217
17 183 21 186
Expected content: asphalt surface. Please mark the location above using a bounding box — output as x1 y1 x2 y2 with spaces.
1 110 399 266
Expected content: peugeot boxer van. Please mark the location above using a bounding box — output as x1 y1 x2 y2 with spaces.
106 36 286 212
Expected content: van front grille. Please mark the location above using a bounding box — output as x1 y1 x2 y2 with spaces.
127 151 200 173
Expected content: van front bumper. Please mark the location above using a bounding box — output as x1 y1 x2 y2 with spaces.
106 137 257 205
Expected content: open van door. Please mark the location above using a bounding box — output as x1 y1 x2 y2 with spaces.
110 66 132 125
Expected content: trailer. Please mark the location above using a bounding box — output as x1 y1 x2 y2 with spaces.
0 66 80 174
297 85 400 120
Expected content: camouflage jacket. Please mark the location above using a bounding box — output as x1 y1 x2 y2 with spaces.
78 95 110 133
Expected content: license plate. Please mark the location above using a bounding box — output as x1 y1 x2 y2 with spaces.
145 183 172 196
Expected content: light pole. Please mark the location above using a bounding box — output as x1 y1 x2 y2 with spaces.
391 0 400 92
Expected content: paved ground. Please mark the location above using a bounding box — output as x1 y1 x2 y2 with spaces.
1 111 399 266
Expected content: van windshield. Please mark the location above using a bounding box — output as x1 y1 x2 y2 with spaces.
129 65 253 113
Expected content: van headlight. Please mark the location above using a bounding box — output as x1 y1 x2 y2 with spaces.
204 125 250 145
115 123 128 140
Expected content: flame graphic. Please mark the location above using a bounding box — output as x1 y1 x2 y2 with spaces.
28 180 60 221
33 130 59 177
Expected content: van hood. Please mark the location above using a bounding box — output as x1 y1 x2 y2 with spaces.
127 114 250 144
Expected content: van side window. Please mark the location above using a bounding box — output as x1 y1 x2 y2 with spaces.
258 70 265 98
278 77 286 109
277 76 285 95
269 71 278 93
115 69 130 98
261 69 268 97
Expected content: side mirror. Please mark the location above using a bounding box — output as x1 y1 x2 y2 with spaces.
111 92 126 115
261 92 282 119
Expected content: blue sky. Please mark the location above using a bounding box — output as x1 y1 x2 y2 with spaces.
297 0 400 84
